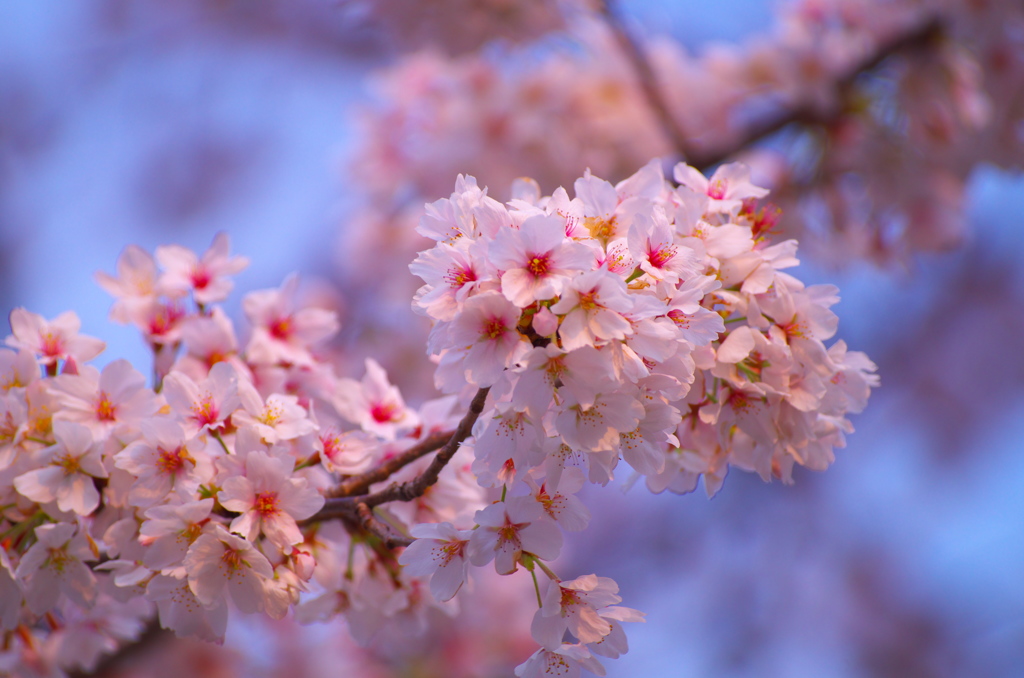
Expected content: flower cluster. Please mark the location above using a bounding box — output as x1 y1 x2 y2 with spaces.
0 160 875 677
349 0 1024 267
414 161 877 496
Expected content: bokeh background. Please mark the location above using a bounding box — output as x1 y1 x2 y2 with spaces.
2 1 1023 676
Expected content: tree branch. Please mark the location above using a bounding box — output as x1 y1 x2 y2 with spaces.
308 387 491 532
598 0 693 162
687 18 944 170
602 0 943 171
325 429 454 499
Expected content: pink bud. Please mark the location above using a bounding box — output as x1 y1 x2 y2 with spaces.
532 307 559 337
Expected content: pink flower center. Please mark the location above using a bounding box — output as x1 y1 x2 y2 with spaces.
191 394 219 427
269 317 293 340
648 244 678 268
96 392 117 421
321 432 343 460
40 332 64 358
255 491 280 516
496 517 525 549
435 539 466 565
370 402 400 424
149 302 185 338
666 309 690 328
191 266 212 290
156 446 186 475
482 318 507 341
707 179 727 200
444 265 476 288
526 254 550 278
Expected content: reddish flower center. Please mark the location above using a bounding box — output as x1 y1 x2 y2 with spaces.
648 244 678 268
40 332 63 358
156 446 186 475
96 392 117 421
255 491 280 517
445 266 476 287
526 254 550 278
269 317 293 340
191 266 212 290
370 402 400 424
482 318 507 340
707 179 727 200
191 394 219 427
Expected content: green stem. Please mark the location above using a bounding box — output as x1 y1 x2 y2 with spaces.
212 431 231 455
535 559 559 582
530 565 543 608
624 267 645 284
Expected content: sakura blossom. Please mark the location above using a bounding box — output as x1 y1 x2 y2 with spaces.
0 159 876 676
5 309 105 370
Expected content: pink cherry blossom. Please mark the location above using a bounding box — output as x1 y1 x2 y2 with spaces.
218 448 325 548
14 421 107 515
183 524 274 615
5 309 105 369
489 214 592 307
243 274 340 367
156 232 249 306
447 292 530 387
468 496 563 575
398 521 474 602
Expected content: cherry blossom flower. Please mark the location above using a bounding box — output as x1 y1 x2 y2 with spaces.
5 309 105 369
218 448 325 548
95 244 161 323
447 292 530 387
139 499 215 574
489 214 592 307
514 643 607 678
14 522 98 613
114 418 211 507
183 524 275 615
398 521 473 602
162 361 241 437
243 274 340 367
48 359 158 436
156 232 249 306
333 358 418 441
14 421 107 515
550 269 634 351
468 496 563 575
234 384 317 444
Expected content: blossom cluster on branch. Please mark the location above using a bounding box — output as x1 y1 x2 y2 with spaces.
0 161 874 677
347 0 1023 270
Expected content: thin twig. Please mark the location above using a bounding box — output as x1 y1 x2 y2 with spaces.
326 429 454 498
687 18 944 170
601 0 943 171
598 0 693 161
307 387 491 529
67 618 170 678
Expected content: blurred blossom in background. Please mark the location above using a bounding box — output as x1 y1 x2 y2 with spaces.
2 1 1024 676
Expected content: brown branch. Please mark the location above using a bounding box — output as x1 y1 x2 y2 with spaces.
67 618 170 678
326 429 454 498
687 18 944 170
598 0 693 161
308 386 491 530
602 0 944 171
